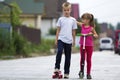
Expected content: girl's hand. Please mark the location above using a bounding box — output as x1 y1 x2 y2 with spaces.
82 32 93 36
88 32 93 35
93 34 98 38
77 21 83 26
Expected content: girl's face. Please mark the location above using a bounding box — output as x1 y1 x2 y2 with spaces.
63 7 71 17
82 18 90 25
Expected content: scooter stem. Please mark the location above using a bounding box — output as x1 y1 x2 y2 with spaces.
83 35 86 49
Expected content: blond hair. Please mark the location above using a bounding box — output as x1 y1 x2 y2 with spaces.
62 2 71 8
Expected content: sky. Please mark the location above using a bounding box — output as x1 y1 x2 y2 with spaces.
68 0 120 26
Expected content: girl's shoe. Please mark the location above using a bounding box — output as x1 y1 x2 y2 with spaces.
64 74 69 79
87 74 92 79
78 71 84 79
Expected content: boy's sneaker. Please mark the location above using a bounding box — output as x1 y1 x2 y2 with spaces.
64 74 69 79
78 71 84 79
54 68 60 75
52 69 63 79
54 68 59 72
87 74 92 79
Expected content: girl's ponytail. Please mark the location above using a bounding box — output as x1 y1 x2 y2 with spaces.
90 14 95 28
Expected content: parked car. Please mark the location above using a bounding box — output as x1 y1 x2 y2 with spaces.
99 37 113 51
114 30 120 55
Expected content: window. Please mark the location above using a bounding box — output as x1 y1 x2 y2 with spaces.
102 40 110 43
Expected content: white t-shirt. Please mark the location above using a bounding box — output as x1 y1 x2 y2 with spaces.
56 16 77 44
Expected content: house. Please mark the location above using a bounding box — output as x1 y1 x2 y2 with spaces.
1 0 44 30
99 23 108 38
40 1 80 36
71 3 80 20
3 0 67 36
1 0 80 36
99 23 108 33
40 0 80 36
40 0 67 36
99 22 114 39
107 28 114 39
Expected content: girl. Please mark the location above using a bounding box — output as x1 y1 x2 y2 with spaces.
77 13 98 79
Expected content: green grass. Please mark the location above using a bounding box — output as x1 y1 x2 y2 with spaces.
0 37 55 59
17 38 55 57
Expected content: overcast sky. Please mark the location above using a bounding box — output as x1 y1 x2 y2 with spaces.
68 0 120 26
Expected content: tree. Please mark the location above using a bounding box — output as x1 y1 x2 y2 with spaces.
116 23 120 30
0 2 24 55
0 6 10 23
94 19 100 34
10 2 22 29
76 17 81 35
107 24 115 39
109 23 114 31
0 2 22 28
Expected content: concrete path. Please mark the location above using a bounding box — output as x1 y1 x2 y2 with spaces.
0 51 120 80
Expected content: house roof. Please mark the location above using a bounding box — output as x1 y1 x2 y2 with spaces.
3 0 44 14
0 0 67 18
39 0 67 18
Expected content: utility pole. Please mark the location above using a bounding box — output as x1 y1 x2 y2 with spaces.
0 0 13 39
0 0 13 27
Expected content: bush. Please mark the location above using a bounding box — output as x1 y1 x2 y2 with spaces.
0 29 55 59
0 30 29 57
26 39 55 56
0 28 15 58
0 28 10 50
13 32 29 56
49 28 56 35
38 39 55 53
0 28 12 52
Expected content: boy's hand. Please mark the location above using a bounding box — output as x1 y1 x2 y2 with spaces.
72 41 75 47
55 40 58 46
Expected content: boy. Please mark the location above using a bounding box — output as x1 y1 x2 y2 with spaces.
53 2 77 79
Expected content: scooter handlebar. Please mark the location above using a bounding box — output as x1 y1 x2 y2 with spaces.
81 33 93 36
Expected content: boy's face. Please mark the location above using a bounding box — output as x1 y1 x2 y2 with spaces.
63 7 71 17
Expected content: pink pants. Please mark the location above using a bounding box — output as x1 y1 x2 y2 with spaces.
80 46 93 75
